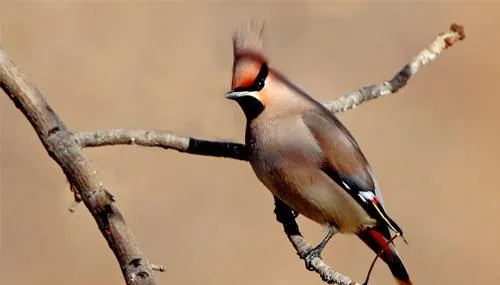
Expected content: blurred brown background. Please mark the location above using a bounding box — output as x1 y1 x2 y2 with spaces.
1 2 499 285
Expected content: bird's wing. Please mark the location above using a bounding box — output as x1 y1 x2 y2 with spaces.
301 108 403 238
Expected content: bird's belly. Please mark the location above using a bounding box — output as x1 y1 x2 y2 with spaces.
251 161 374 234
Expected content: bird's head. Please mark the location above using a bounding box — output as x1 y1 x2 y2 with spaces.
225 21 275 120
226 20 308 121
226 59 270 120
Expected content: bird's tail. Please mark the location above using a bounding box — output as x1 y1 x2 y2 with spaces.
357 227 413 285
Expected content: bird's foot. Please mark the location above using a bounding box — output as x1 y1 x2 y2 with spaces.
300 226 336 271
301 246 323 271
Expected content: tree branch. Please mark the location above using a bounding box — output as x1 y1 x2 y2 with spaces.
74 23 465 161
323 23 465 113
0 51 159 285
1 23 465 285
76 129 248 161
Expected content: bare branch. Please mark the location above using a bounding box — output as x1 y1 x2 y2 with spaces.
0 49 158 285
74 23 465 162
151 264 167 272
75 129 247 161
324 23 465 113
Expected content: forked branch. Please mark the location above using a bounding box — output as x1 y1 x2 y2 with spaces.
1 23 465 285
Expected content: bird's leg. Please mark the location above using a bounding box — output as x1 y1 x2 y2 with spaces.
302 225 337 271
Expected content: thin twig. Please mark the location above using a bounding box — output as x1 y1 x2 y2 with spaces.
324 23 465 113
151 264 167 272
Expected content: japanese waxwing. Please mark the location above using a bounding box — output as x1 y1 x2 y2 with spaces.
225 21 412 285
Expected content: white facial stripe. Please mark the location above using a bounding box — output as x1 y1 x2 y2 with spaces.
225 90 261 101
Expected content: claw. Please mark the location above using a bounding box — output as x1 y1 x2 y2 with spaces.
300 225 338 271
302 246 323 271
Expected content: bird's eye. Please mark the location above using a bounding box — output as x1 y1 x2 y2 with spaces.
253 63 268 91
255 79 265 90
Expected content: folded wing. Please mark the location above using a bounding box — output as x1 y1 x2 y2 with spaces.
301 108 404 239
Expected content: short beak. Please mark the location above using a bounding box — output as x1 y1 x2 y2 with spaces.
225 90 259 100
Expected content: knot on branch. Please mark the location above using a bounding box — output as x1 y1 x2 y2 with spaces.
127 258 151 281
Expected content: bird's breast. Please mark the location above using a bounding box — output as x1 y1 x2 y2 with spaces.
246 117 323 169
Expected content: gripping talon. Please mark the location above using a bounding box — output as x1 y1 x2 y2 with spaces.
302 247 322 271
300 226 337 271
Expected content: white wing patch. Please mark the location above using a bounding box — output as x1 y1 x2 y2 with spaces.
341 181 351 190
358 191 376 203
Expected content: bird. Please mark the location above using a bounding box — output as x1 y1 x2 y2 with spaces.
225 21 413 285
